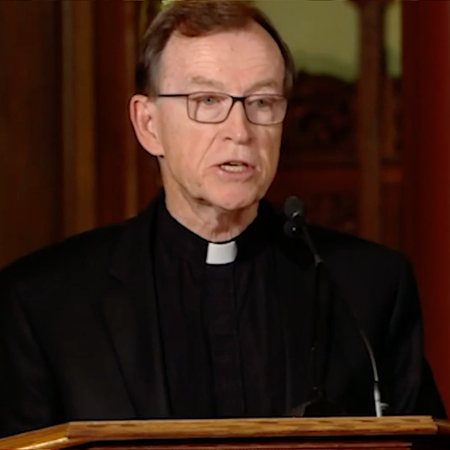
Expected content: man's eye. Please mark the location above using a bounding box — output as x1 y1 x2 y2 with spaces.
196 96 219 105
253 97 272 108
203 97 215 105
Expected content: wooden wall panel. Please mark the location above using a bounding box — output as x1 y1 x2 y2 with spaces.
94 1 160 227
61 1 160 233
61 1 97 237
402 0 450 416
0 1 61 269
94 1 139 226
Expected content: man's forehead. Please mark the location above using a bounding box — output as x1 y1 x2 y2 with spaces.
159 23 285 91
165 21 279 53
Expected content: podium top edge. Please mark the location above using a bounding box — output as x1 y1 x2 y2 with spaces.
0 416 442 450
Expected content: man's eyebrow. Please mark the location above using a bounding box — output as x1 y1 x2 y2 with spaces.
187 76 226 90
186 76 282 93
247 79 282 92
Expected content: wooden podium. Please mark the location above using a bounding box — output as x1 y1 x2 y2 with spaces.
0 416 449 450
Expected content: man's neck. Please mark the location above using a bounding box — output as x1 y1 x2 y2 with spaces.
165 194 258 243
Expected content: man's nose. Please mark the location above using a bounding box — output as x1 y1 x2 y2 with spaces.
223 100 252 143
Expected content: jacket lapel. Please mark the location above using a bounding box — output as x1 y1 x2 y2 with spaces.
101 195 171 418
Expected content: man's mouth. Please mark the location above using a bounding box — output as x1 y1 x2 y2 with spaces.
219 161 250 173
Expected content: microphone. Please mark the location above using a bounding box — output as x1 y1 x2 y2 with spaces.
284 196 323 267
283 195 387 418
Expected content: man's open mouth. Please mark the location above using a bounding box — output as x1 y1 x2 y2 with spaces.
219 161 250 173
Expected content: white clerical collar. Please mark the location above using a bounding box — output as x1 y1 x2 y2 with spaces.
205 240 237 265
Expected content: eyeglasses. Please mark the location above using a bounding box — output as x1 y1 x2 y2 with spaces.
157 92 288 125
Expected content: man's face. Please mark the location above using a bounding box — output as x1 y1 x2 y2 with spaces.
149 22 285 213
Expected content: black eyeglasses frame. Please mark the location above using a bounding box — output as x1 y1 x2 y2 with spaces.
157 92 288 125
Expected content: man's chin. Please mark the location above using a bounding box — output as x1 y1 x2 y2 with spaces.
205 190 261 213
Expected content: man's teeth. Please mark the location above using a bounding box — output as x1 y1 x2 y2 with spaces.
220 162 248 172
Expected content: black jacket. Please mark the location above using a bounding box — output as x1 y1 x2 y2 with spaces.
0 196 444 437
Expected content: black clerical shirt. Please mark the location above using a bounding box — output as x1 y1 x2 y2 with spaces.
154 202 288 418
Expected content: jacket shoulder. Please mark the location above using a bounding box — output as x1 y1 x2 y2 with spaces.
0 222 127 293
0 193 162 291
307 225 415 309
310 225 409 268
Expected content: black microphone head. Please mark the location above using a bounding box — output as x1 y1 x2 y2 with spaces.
283 219 300 239
284 196 306 222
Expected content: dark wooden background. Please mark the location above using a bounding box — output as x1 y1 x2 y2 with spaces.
1 0 450 415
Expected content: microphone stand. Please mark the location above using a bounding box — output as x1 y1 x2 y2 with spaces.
284 197 387 418
285 216 339 417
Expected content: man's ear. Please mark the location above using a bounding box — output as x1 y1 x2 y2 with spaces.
129 94 165 157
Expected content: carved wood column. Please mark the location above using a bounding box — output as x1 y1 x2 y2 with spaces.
352 0 386 243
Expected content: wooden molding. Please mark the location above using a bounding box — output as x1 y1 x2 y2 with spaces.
0 417 439 450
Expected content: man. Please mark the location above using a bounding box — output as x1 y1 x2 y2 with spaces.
0 0 444 439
